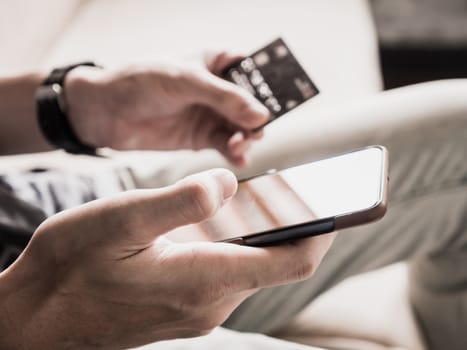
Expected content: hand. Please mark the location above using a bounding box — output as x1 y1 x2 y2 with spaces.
65 53 270 167
0 168 335 349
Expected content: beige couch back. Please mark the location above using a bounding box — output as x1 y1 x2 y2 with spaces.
0 0 86 74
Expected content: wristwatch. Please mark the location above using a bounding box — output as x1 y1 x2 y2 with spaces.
36 62 100 155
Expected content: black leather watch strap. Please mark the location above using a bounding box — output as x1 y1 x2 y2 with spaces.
36 62 100 155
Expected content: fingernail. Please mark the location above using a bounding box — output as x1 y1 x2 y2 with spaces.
210 169 238 200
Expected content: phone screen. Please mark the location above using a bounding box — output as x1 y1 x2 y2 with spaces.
167 147 386 243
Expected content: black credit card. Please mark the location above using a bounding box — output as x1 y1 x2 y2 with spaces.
222 38 318 126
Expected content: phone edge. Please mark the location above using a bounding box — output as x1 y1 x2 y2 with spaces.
222 145 389 247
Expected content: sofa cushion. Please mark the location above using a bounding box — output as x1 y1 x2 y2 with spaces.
274 263 425 350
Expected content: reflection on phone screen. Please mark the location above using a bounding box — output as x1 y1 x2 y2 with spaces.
167 148 384 243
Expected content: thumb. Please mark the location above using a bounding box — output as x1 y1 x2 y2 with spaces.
110 168 238 246
191 70 270 130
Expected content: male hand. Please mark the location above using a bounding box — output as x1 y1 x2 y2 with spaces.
65 53 270 167
0 169 334 349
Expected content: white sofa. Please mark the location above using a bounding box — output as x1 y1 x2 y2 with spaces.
0 1 433 349
0 0 383 178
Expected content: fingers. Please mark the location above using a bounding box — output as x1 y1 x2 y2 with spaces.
204 51 244 76
219 232 337 289
226 131 252 167
208 126 244 166
204 51 270 130
207 127 259 167
225 129 263 167
188 69 270 131
109 169 238 247
171 232 336 297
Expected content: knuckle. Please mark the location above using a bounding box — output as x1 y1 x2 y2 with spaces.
235 94 253 114
292 259 316 282
180 181 217 222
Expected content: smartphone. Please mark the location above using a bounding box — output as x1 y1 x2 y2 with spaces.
167 146 389 246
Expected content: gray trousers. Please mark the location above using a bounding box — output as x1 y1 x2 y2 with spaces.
3 81 466 350
224 109 467 350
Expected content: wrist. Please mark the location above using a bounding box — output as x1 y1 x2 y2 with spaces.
65 66 111 148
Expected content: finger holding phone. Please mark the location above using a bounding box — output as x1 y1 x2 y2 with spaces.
0 169 335 349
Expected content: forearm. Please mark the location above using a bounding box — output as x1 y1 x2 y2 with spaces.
0 72 53 155
0 67 107 156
